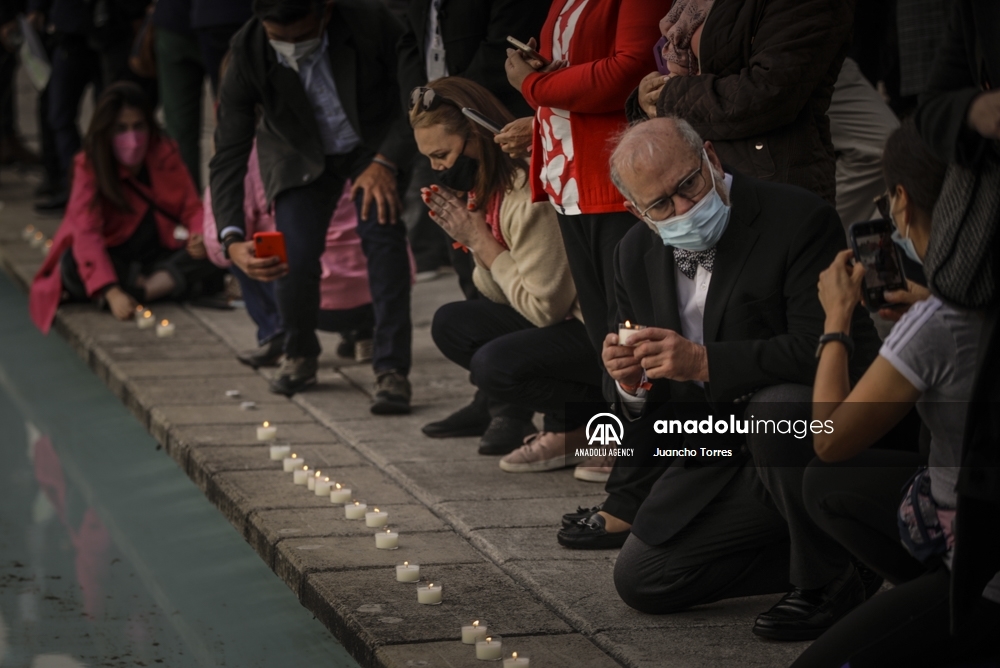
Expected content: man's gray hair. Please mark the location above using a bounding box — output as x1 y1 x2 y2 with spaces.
609 116 704 202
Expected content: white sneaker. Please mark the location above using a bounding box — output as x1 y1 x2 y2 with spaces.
574 454 615 482
499 428 585 473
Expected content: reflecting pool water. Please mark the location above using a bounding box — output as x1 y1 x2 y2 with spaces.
0 274 360 667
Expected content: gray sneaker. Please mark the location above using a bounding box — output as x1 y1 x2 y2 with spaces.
269 356 318 396
371 371 411 415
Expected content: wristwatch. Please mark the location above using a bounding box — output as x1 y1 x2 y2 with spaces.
815 332 854 359
222 232 244 260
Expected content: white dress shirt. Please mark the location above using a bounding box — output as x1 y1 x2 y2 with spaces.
425 0 449 82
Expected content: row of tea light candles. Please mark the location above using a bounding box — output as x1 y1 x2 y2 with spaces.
23 224 53 254
260 422 528 665
134 304 175 336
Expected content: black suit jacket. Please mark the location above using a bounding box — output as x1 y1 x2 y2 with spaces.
396 0 550 118
210 0 410 238
616 172 880 546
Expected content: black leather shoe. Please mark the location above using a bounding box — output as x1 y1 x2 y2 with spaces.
478 416 537 455
752 566 866 641
236 338 283 369
855 560 884 600
269 356 318 396
557 514 629 550
422 400 491 438
562 503 604 528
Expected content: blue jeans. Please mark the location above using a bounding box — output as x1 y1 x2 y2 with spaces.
273 156 411 372
232 265 283 346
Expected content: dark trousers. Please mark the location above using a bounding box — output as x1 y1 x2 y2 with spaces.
232 265 375 347
555 211 640 357
794 451 1000 668
431 299 603 432
274 155 412 372
48 34 102 188
156 29 205 187
60 246 218 303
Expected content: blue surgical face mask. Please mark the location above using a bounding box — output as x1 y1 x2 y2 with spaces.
648 160 731 251
890 212 922 265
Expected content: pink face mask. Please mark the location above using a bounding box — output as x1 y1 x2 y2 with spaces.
112 129 149 168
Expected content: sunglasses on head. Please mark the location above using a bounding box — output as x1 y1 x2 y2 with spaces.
409 87 461 113
874 191 892 222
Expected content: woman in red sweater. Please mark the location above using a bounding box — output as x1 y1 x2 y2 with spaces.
500 0 670 478
30 83 218 334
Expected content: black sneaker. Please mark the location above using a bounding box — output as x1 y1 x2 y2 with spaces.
269 356 318 396
236 338 283 369
371 371 411 415
477 416 537 456
422 398 491 438
562 502 604 528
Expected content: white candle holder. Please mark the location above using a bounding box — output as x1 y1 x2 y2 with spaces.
269 444 291 461
396 561 420 582
329 484 352 504
344 501 367 519
617 321 646 346
293 465 311 485
417 583 442 605
282 454 304 472
503 652 529 667
462 620 488 644
375 528 398 550
365 508 388 527
476 636 503 661
257 421 277 441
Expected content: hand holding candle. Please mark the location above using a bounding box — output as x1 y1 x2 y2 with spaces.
396 561 420 582
617 320 646 346
345 501 367 519
257 421 277 441
417 582 442 605
375 527 398 550
462 620 488 644
365 508 388 527
476 636 502 660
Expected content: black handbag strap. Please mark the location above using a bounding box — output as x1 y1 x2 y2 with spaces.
123 178 182 226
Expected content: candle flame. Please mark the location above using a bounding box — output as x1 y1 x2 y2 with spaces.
136 305 144 311
160 319 169 326
303 466 309 471
473 620 479 628
373 508 379 513
314 470 321 477
353 501 359 506
385 528 391 533
291 453 297 459
403 561 408 566
323 477 329 482
486 637 492 643
513 653 517 659
34 231 43 240
428 583 433 587
335 483 341 489
263 421 269 428
625 320 631 328
143 310 151 317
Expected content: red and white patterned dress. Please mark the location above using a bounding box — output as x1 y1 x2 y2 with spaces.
536 0 589 216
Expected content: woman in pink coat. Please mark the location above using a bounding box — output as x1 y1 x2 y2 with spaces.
203 142 376 367
30 82 220 333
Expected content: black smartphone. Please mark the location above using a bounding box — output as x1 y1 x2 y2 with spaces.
506 36 550 67
848 220 908 311
462 107 504 134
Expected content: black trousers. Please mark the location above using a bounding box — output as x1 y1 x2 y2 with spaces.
274 155 412 372
794 451 1000 667
60 246 219 303
431 299 603 432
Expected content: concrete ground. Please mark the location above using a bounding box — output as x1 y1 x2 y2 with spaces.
0 73 810 668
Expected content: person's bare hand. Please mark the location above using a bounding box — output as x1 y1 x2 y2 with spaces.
602 333 644 389
967 90 1000 140
627 327 708 383
818 249 865 329
495 117 533 158
351 157 400 225
878 280 931 322
228 240 288 282
421 185 490 249
638 71 669 119
186 233 206 259
106 286 138 321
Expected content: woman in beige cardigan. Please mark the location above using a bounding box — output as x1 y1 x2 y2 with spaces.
410 77 608 480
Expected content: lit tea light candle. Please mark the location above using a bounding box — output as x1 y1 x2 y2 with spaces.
269 444 290 460
375 527 398 550
396 561 420 582
417 582 442 605
43 239 53 254
314 477 333 496
617 320 646 346
462 620 488 644
155 319 176 337
22 224 35 240
30 231 45 248
329 483 351 504
257 421 277 441
503 651 529 667
293 465 311 485
476 636 502 660
365 508 388 527
136 310 155 329
307 470 322 491
344 501 367 519
282 454 304 472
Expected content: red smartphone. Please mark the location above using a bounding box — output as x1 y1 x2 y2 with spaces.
253 231 288 264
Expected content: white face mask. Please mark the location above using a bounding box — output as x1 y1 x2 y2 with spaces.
269 29 323 72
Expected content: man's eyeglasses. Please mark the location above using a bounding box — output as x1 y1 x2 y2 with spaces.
636 153 709 224
409 87 460 113
874 191 892 222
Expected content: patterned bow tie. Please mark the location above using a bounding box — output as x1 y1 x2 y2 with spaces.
673 247 716 280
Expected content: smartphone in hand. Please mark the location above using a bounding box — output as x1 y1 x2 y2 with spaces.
462 107 504 134
848 220 908 312
253 231 288 264
507 36 550 67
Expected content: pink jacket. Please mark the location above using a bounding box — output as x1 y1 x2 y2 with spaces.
203 144 373 311
30 136 203 333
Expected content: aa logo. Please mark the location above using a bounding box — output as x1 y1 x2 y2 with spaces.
586 412 624 446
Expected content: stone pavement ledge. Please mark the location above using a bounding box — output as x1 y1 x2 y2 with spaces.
0 168 810 667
